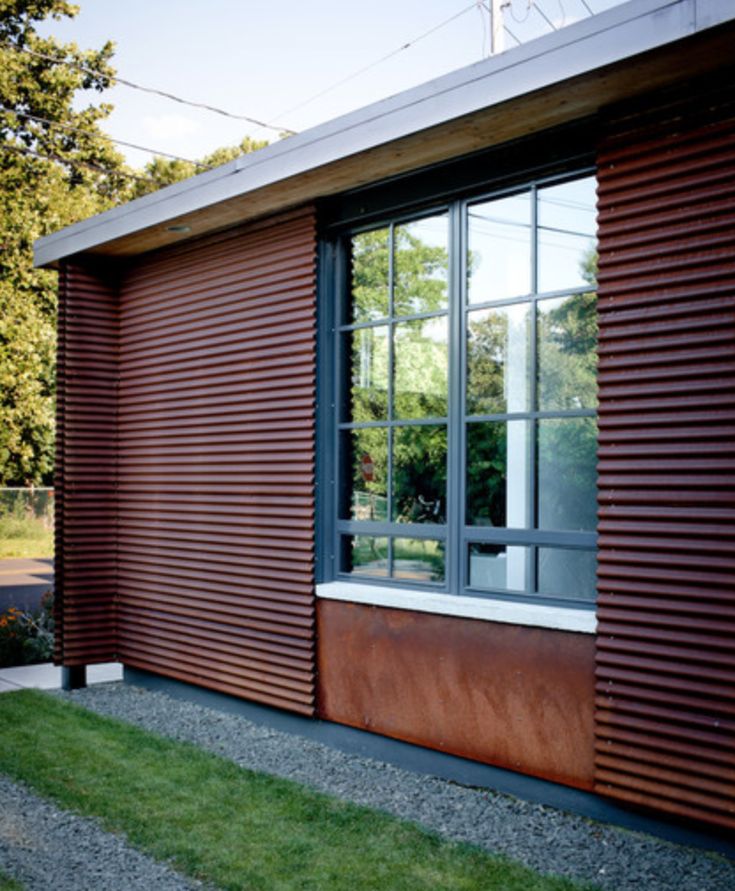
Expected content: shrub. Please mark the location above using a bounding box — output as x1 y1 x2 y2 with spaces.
0 590 54 668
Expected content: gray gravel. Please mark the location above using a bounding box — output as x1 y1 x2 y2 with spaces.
0 774 207 891
50 681 734 891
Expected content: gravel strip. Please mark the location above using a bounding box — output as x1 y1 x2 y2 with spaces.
0 775 208 891
54 682 735 891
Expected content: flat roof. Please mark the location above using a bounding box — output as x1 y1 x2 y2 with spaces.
35 0 735 267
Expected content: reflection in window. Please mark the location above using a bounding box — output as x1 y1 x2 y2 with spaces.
394 317 448 419
342 535 389 577
537 548 597 600
466 421 530 528
468 543 528 592
337 174 598 602
467 302 531 415
537 418 598 532
342 428 388 521
468 192 532 303
538 293 597 411
393 538 445 582
394 215 449 316
350 228 389 323
393 425 447 524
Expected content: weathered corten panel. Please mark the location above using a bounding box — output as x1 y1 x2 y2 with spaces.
317 600 596 790
115 208 318 714
54 262 118 665
595 86 735 830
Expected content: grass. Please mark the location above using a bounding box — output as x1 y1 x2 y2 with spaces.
0 513 53 559
0 873 22 891
0 690 597 891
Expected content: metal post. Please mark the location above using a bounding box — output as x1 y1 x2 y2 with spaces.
490 0 505 56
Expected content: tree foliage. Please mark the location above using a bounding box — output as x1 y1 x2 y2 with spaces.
0 0 130 484
0 2 270 484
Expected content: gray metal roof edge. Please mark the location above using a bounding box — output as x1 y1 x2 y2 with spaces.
34 0 731 267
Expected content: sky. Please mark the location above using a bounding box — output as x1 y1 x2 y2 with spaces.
37 0 628 170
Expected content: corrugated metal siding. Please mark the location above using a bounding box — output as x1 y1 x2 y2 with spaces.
595 88 735 830
115 207 318 715
54 262 118 665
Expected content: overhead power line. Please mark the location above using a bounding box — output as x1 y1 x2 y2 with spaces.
266 1 480 126
0 141 157 184
1 41 297 136
0 103 210 169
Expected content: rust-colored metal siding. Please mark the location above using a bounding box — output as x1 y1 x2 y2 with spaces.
318 600 597 790
115 207 317 715
595 89 735 830
55 262 118 665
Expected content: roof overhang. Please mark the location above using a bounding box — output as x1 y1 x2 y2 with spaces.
34 0 735 267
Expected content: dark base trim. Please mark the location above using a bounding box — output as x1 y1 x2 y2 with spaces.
62 665 86 691
124 667 734 859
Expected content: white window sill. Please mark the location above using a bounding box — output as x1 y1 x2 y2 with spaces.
316 581 597 634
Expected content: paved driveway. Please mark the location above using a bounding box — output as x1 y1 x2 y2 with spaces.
0 558 54 613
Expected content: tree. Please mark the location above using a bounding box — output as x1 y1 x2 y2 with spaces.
0 0 130 484
128 136 269 199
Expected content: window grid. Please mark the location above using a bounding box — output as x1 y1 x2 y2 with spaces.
333 172 598 605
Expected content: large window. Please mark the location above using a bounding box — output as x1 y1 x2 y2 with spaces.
331 174 598 607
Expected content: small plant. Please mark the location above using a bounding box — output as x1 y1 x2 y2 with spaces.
0 590 54 668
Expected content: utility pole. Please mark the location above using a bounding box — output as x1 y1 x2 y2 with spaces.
489 0 506 55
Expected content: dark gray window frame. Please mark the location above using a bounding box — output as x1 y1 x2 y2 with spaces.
317 151 599 611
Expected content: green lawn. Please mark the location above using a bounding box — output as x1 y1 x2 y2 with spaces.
0 872 23 891
0 691 596 891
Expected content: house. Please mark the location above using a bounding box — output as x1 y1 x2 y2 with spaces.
35 0 735 837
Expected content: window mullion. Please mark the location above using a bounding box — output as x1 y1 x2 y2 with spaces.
528 184 539 595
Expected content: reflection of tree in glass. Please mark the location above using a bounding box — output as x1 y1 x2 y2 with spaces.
466 423 507 527
393 223 449 316
346 428 388 521
538 418 598 531
350 328 388 422
394 319 448 419
538 290 597 410
393 426 447 524
538 249 598 411
351 229 389 322
467 309 511 415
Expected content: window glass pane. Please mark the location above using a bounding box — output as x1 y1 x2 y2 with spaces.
538 292 597 411
468 192 531 304
341 428 388 521
537 178 597 295
393 425 447 524
537 548 597 601
346 326 388 422
538 177 597 235
341 535 389 577
350 228 389 323
468 543 529 592
467 302 531 415
466 420 530 528
394 317 448 419
393 538 445 583
537 418 598 531
538 228 596 293
394 214 449 317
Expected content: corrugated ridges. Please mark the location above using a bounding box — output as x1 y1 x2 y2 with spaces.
115 207 317 715
55 262 118 665
594 87 735 830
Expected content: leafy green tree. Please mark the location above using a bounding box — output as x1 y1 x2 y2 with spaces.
0 0 130 484
129 136 269 198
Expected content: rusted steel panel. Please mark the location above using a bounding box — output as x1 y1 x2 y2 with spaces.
115 207 317 715
594 85 735 830
54 262 118 665
317 600 596 790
